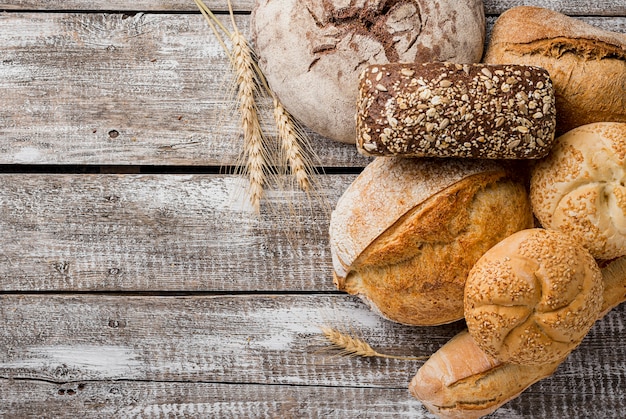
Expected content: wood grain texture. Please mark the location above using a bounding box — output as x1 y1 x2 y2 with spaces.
0 173 352 292
0 12 371 167
0 0 624 16
0 381 429 419
2 12 625 167
1 2 626 418
0 295 460 386
0 294 624 418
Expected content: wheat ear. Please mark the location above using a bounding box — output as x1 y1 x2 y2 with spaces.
272 95 312 192
230 29 267 212
320 327 429 361
195 0 323 211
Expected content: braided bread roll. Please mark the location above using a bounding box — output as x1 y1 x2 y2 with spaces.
464 228 603 365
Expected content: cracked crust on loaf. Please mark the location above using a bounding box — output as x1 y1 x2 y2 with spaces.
483 6 626 135
329 157 533 325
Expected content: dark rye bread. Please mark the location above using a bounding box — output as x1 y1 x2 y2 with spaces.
356 62 557 159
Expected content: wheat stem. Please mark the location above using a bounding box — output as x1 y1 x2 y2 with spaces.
194 0 232 37
320 327 429 361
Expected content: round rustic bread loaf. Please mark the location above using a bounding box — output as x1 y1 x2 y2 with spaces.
483 6 626 135
329 157 533 326
530 122 626 260
253 0 486 144
464 228 603 366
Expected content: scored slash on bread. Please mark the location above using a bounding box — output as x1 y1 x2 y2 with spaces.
253 0 486 144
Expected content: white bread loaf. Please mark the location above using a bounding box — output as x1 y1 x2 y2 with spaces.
329 157 533 326
410 330 562 419
530 122 626 260
464 228 603 365
253 0 486 144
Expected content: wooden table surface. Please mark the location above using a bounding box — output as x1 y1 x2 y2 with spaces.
1 1 625 417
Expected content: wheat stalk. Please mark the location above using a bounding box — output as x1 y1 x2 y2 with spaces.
194 0 322 213
320 327 429 361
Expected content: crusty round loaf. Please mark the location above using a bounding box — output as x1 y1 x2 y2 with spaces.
253 0 486 144
530 122 626 260
356 62 556 159
464 228 603 365
329 157 533 326
483 6 626 135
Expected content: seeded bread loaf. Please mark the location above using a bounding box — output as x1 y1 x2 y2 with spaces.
329 157 533 326
411 255 626 418
356 62 556 159
464 228 603 365
483 6 626 135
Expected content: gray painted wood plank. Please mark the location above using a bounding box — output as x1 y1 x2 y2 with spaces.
0 173 350 292
0 1 624 16
0 12 370 167
2 12 625 167
0 294 461 387
0 294 624 418
0 381 431 419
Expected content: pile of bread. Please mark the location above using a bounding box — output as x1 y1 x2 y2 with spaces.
254 3 626 417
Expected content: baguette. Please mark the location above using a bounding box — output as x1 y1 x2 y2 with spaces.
410 252 626 418
409 330 561 419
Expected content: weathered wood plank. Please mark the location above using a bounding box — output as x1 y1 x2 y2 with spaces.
0 0 624 16
0 295 624 418
0 381 430 419
0 12 370 167
0 295 463 386
2 12 625 167
0 173 350 292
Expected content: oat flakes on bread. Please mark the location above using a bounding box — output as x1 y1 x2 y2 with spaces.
356 62 556 159
483 6 626 135
329 157 533 326
530 122 626 260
